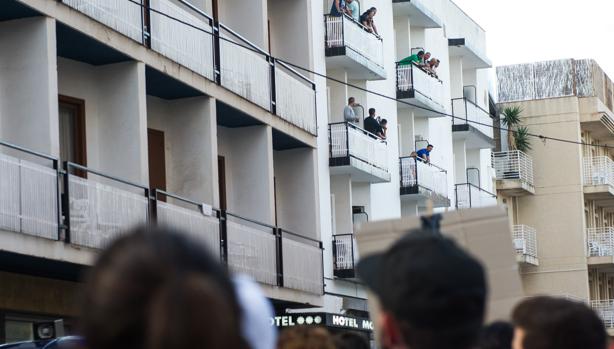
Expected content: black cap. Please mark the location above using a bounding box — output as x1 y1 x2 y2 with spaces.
357 229 486 330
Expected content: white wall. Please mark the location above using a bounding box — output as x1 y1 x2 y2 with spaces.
274 148 319 239
330 175 353 236
218 0 268 50
217 125 275 225
0 17 58 157
268 0 313 70
147 96 218 206
58 59 149 183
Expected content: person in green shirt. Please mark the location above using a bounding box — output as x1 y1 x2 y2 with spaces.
399 50 424 66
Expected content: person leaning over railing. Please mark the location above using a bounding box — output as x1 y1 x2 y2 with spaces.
364 108 386 139
330 0 348 17
360 7 379 36
398 51 424 66
425 58 441 79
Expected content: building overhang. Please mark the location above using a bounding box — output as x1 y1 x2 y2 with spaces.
517 254 539 266
391 0 443 28
452 124 494 150
580 97 614 144
584 185 614 204
325 47 387 81
329 157 391 184
448 38 492 69
496 179 535 196
588 256 614 267
400 185 450 208
397 89 446 118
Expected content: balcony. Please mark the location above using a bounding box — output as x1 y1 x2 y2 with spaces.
59 0 317 135
399 157 450 208
324 14 386 80
591 300 614 330
446 1 491 69
329 122 391 183
396 63 445 116
583 157 614 201
452 98 494 149
392 0 443 28
332 234 357 279
492 151 535 196
587 227 614 266
455 183 496 209
0 139 324 296
512 225 538 266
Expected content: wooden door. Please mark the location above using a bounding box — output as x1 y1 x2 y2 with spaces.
218 156 227 211
148 129 166 200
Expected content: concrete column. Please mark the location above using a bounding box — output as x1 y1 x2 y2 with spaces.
401 201 419 217
217 125 275 225
409 27 426 51
0 17 59 157
328 70 349 123
268 0 313 69
398 110 415 156
351 182 371 222
453 139 467 183
394 16 411 59
330 175 353 236
449 56 464 99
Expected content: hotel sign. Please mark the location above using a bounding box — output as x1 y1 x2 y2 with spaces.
272 313 373 332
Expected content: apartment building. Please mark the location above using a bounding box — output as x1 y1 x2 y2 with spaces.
497 59 614 333
0 0 496 343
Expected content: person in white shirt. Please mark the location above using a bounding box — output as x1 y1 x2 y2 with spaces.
344 97 360 123
346 0 360 22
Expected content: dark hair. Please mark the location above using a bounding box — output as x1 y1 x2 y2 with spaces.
333 332 370 349
418 51 425 57
427 144 434 148
512 296 607 349
81 226 248 349
380 118 388 125
348 97 355 103
277 326 336 349
369 108 376 115
475 321 513 349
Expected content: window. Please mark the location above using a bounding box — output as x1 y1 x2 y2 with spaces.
58 96 87 167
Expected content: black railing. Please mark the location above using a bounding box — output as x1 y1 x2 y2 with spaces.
396 62 443 105
328 122 389 174
451 98 494 138
332 234 356 278
323 13 384 69
399 157 450 207
455 183 496 209
60 0 317 135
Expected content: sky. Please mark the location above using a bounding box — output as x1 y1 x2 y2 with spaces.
452 0 614 78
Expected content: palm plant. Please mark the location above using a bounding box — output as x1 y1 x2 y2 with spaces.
500 106 531 152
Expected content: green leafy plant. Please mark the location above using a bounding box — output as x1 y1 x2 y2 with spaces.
500 106 531 152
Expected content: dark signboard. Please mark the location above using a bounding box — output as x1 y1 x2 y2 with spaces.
271 313 373 332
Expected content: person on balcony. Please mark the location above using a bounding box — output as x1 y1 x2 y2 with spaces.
344 97 360 124
399 51 424 66
364 108 385 139
421 52 432 66
346 0 360 22
417 144 434 163
360 7 379 36
330 0 347 17
379 118 388 139
425 58 441 79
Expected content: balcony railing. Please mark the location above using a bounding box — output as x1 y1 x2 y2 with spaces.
324 14 384 70
455 183 496 209
587 227 614 257
332 234 356 278
492 151 534 187
399 157 449 204
591 300 614 328
512 225 537 260
452 98 494 138
61 0 317 135
329 122 389 179
583 157 614 187
396 63 444 110
0 140 324 295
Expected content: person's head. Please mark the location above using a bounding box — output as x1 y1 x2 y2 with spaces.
277 326 336 349
333 332 370 349
475 321 514 349
410 151 418 158
81 226 248 349
511 296 607 349
434 59 440 67
380 119 388 127
427 144 434 151
417 51 425 58
424 52 432 60
368 7 377 17
348 97 356 106
346 0 353 3
357 229 487 349
369 108 376 116
428 59 438 67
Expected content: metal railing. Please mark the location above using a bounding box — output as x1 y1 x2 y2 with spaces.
396 63 444 108
329 122 389 173
61 0 317 135
583 157 614 187
399 157 448 200
0 141 61 241
452 98 494 138
591 300 614 328
455 183 496 209
324 14 384 69
332 234 356 278
512 225 537 259
587 227 614 257
492 151 534 187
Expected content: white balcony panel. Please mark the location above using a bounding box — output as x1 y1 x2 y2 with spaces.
397 64 445 116
220 36 271 110
583 157 614 187
226 220 277 286
400 158 449 207
68 176 148 249
587 227 614 258
591 300 614 328
157 201 220 259
492 151 535 195
150 0 214 80
282 236 323 295
456 183 496 209
275 66 316 135
62 0 143 43
512 224 538 265
0 154 58 240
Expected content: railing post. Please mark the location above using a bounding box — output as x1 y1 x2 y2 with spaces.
270 57 277 115
141 0 151 48
345 123 350 158
62 161 71 244
213 21 222 85
149 188 157 224
220 210 228 265
276 228 284 287
53 159 63 241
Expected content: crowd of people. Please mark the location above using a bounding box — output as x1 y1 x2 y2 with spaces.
71 224 609 349
330 0 380 37
399 50 441 79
